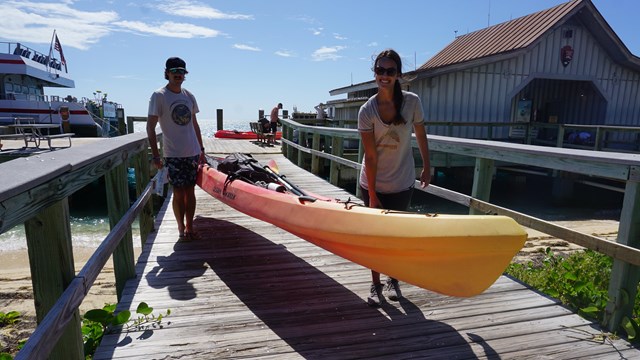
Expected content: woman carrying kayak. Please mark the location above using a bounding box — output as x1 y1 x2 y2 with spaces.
358 49 432 306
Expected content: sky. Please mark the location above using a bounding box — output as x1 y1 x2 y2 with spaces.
1 0 638 122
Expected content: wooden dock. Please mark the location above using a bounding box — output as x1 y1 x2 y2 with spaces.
93 141 640 359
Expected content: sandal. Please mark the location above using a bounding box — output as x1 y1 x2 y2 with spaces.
184 230 197 241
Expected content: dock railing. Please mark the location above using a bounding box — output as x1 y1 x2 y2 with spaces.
299 118 640 153
0 131 162 360
280 117 640 334
422 120 640 152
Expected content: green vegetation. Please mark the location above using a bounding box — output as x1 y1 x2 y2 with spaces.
0 311 21 327
0 303 170 359
82 302 170 359
0 311 23 360
506 248 639 343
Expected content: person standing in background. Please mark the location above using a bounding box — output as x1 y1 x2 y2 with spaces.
270 102 282 134
358 49 431 306
147 56 205 241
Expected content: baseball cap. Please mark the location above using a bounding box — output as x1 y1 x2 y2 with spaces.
165 57 187 72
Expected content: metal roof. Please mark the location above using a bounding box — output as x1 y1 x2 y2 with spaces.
330 0 640 96
419 0 584 71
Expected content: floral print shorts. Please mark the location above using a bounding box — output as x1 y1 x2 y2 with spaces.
164 155 199 187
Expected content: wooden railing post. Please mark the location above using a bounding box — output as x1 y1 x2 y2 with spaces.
594 127 604 151
105 162 136 300
556 125 565 148
525 123 532 144
134 150 154 246
604 176 640 332
298 130 307 168
311 132 321 174
216 109 224 131
24 198 83 360
470 158 494 215
281 124 287 155
329 136 344 186
286 125 294 160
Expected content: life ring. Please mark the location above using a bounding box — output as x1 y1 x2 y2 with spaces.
59 106 70 120
59 106 71 133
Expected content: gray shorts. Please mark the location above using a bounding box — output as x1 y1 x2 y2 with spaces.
164 155 199 187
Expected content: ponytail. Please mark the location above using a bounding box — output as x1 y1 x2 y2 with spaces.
392 79 405 125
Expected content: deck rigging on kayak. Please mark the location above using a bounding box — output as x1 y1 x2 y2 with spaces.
211 153 307 197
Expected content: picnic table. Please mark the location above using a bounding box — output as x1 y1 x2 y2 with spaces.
3 124 74 149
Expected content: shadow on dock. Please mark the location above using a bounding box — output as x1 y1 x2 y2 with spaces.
116 216 481 358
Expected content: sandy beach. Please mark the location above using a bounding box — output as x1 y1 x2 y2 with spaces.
0 246 142 318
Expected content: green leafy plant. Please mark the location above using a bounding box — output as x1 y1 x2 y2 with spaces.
506 248 639 343
0 311 24 359
82 302 170 358
0 311 21 327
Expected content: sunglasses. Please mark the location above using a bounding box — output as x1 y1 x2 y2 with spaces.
168 68 188 75
374 66 398 76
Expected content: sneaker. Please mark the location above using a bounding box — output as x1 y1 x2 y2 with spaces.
367 283 385 307
384 278 402 301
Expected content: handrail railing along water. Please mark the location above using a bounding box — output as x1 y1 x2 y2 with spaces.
0 131 162 359
280 117 640 334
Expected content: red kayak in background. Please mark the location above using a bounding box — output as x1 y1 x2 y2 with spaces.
214 129 282 140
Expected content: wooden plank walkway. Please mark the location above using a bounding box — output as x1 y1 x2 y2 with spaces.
94 141 640 359
202 137 282 155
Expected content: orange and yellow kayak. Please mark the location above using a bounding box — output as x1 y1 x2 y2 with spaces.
197 157 527 297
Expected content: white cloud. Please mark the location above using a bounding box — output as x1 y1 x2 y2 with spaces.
233 44 261 51
116 21 221 38
333 33 347 40
113 74 140 80
0 0 117 49
275 50 295 57
312 46 346 61
368 42 379 47
0 0 238 49
310 28 323 36
292 15 318 25
156 0 253 20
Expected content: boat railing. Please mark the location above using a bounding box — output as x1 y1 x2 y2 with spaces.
280 117 640 334
1 131 163 360
85 106 122 136
1 41 64 71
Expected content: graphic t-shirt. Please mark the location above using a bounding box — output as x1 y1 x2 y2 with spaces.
148 87 200 158
358 91 425 193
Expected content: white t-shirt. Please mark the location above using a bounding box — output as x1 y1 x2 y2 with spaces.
358 91 425 193
148 87 200 158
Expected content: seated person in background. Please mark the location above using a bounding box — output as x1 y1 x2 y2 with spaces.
259 117 270 132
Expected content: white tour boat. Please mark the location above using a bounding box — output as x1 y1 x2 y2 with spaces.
0 34 123 137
